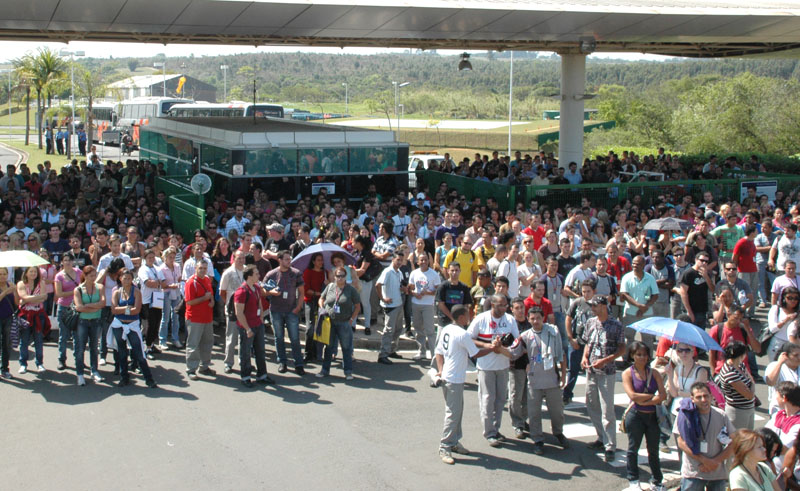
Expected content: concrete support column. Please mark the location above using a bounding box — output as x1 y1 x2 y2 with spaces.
558 52 587 169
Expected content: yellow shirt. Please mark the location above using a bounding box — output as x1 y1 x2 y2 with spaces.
443 247 483 287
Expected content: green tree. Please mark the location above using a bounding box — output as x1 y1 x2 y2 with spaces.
13 47 67 149
75 67 107 152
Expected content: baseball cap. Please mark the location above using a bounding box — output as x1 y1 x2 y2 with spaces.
588 295 609 306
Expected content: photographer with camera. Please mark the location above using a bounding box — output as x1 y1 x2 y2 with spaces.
466 293 519 447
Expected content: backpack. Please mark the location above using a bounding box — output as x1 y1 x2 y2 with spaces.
711 323 748 351
227 286 251 322
446 247 476 265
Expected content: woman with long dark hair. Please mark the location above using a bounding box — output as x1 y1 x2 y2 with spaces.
621 341 667 491
303 252 326 362
73 266 105 386
17 266 49 373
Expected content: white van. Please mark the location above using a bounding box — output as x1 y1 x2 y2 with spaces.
409 153 445 187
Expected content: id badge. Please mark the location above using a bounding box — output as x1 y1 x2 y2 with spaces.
282 291 288 299
543 356 554 371
594 347 602 358
699 441 708 453
333 304 341 314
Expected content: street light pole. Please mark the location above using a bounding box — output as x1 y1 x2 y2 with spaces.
220 65 229 101
508 51 514 158
60 49 85 159
342 82 348 114
395 82 409 135
153 61 166 96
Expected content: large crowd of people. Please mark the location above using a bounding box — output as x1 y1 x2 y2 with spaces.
0 148 798 490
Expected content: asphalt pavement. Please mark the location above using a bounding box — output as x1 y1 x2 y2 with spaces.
0 315 773 490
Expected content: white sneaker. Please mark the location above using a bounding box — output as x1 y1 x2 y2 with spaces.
439 449 454 465
37 365 46 373
412 352 424 361
345 373 354 380
158 343 169 351
315 372 325 378
92 373 104 383
18 365 27 374
623 481 641 491
77 375 86 386
98 358 107 366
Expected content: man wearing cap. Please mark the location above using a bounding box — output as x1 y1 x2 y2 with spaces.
581 295 626 463
470 269 494 317
264 223 291 270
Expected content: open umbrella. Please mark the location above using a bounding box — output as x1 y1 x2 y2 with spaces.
629 316 723 352
643 217 691 231
291 243 356 271
0 250 50 268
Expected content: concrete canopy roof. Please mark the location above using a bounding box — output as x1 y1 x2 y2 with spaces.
2 0 800 57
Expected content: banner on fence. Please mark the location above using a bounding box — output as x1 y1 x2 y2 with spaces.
740 180 777 201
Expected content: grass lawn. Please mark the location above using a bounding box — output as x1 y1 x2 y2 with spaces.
0 139 74 170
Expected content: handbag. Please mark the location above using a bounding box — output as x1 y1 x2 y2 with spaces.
151 291 165 309
756 328 775 357
313 314 331 345
63 305 80 332
10 311 29 350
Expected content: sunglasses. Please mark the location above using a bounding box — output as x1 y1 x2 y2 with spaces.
697 258 709 263
725 267 736 271
335 274 347 278
676 348 692 353
787 296 800 301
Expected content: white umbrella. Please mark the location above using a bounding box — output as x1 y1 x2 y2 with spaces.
0 250 50 268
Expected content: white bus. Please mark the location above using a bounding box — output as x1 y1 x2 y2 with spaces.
104 97 194 146
169 102 285 119
80 102 115 144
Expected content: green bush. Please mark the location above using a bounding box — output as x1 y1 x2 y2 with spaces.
676 152 800 173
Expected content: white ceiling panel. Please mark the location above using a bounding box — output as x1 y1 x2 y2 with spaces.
326 6 406 30
429 9 511 33
576 13 657 38
530 12 610 34
284 5 353 29
229 3 310 28
378 9 459 31
173 1 250 26
52 0 126 23
114 0 192 25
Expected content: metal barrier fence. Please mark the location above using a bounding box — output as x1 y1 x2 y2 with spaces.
418 171 516 210
536 121 617 147
168 195 206 239
418 170 800 212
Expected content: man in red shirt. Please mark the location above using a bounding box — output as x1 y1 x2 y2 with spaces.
234 265 274 387
523 280 554 323
733 224 759 317
522 213 546 250
606 243 630 282
184 261 215 380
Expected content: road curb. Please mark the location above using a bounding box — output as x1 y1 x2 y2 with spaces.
0 141 26 167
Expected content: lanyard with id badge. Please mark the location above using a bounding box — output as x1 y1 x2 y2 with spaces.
531 329 554 371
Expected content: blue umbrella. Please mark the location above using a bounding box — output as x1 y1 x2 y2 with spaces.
291 242 356 271
629 317 724 352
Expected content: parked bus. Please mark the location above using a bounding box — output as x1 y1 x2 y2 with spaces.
80 102 115 144
103 97 193 146
169 102 284 119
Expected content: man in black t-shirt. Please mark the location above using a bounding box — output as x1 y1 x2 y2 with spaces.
556 238 577 278
679 251 715 330
263 223 290 269
435 262 473 328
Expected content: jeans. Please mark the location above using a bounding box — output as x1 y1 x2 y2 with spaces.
304 301 322 361
624 409 663 485
111 325 153 383
271 310 303 367
563 342 584 400
322 321 354 375
99 306 113 359
757 263 776 305
159 297 181 344
680 478 728 491
238 324 267 380
75 318 101 375
0 316 10 371
19 312 46 367
359 279 374 329
739 271 760 317
57 305 72 363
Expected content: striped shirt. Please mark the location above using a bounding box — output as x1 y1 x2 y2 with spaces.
719 362 755 409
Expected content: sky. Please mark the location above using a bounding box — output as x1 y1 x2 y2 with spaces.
0 40 675 63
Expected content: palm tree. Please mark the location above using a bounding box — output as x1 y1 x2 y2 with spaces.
75 67 106 150
13 47 67 149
